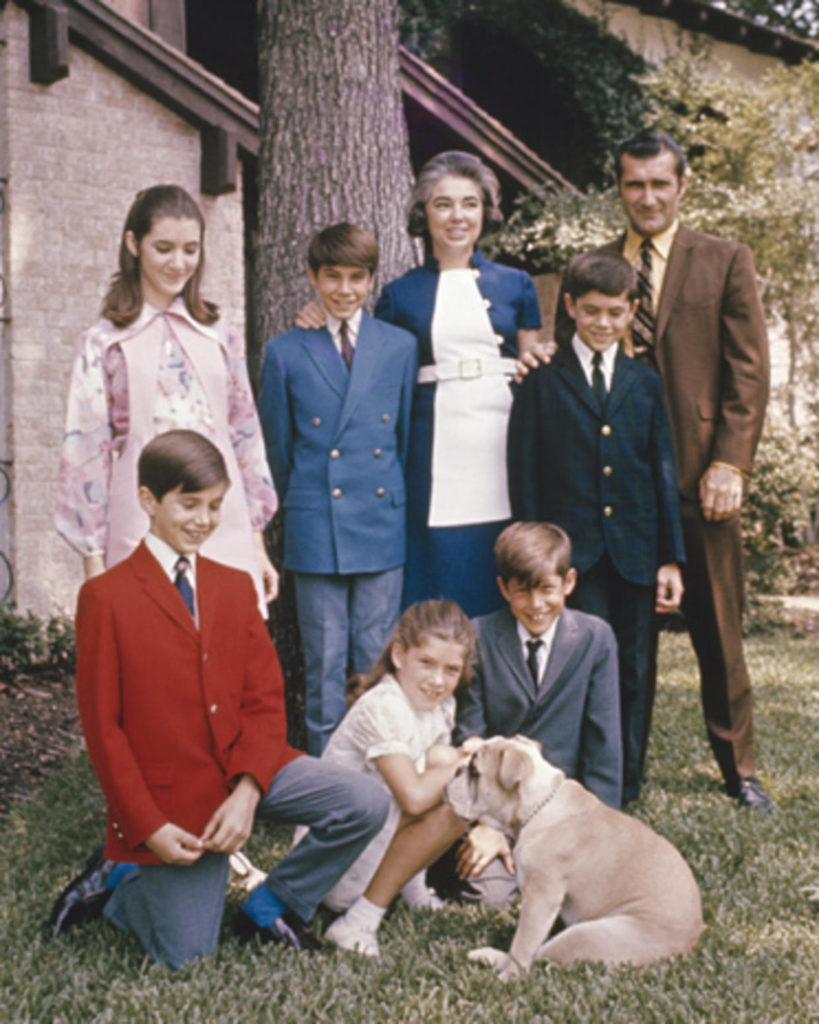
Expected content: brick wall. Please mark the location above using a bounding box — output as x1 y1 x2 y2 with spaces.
1 4 246 616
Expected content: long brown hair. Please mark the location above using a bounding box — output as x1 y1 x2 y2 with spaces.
366 600 476 695
101 185 219 328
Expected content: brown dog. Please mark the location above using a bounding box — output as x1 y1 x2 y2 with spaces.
446 736 704 978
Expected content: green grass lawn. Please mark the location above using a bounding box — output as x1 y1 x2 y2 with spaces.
1 631 817 1023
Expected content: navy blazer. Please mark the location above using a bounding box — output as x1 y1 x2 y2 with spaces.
508 346 685 587
455 607 622 808
374 248 542 363
258 313 417 574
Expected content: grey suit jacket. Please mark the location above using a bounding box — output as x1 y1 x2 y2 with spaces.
455 607 622 808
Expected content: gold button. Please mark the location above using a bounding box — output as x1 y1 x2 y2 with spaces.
602 465 613 476
312 417 321 427
209 703 218 715
381 413 390 423
603 506 613 517
332 488 342 498
601 424 612 436
373 448 382 458
330 449 340 459
376 487 385 497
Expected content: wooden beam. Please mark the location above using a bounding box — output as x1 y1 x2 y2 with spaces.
29 1 69 84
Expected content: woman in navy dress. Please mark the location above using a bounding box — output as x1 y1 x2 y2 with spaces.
375 152 543 616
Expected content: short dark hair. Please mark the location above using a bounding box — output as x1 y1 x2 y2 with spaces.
614 130 687 181
407 150 503 241
138 430 229 501
565 251 637 302
494 522 572 585
307 223 379 274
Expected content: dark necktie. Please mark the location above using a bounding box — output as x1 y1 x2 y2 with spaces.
339 319 354 370
526 639 542 686
174 555 195 617
632 238 656 363
592 351 607 410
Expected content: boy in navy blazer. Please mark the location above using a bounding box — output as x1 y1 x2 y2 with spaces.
448 522 621 906
259 224 418 755
508 252 685 803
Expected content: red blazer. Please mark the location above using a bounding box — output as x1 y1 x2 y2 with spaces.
75 542 302 864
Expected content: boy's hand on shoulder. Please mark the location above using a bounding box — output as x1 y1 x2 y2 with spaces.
146 823 204 866
655 563 684 614
456 823 514 879
200 775 261 854
295 301 326 330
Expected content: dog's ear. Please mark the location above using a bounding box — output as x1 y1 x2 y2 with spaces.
498 745 534 790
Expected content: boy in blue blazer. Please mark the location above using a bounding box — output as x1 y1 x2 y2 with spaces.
507 252 685 803
259 224 418 755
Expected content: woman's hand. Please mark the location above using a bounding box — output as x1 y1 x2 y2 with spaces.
254 531 279 603
295 301 327 330
514 330 556 382
83 554 106 579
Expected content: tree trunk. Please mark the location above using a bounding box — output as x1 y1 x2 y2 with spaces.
255 0 415 347
255 0 415 747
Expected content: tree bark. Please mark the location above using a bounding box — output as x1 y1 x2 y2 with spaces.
255 0 415 347
255 0 415 747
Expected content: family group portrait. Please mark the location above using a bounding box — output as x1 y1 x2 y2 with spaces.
1 0 817 1021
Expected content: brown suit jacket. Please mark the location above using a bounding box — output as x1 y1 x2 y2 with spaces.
555 225 770 499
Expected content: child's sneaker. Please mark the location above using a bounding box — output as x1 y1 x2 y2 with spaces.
325 913 380 958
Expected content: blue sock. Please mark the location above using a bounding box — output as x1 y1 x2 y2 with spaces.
106 862 138 890
241 884 288 927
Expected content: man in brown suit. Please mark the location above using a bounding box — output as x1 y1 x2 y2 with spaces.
555 130 772 810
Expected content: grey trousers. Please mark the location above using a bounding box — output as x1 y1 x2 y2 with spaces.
104 754 389 968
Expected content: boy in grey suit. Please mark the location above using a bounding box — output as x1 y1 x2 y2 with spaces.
451 522 621 905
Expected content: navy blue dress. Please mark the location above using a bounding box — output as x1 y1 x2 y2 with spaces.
375 249 541 617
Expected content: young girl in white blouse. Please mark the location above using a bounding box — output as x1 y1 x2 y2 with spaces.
303 599 475 958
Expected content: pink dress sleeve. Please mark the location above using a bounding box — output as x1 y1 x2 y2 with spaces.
222 320 278 529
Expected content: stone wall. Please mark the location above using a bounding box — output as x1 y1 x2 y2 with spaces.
1 4 246 616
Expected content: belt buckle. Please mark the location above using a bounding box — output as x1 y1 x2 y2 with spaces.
458 358 482 380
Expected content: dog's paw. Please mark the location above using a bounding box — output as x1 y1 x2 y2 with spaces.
468 946 509 971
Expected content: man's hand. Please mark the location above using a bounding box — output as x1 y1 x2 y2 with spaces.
455 824 514 879
699 462 744 521
655 563 684 613
200 775 261 854
145 822 204 866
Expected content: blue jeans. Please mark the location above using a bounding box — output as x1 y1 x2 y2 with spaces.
294 567 403 754
104 755 389 968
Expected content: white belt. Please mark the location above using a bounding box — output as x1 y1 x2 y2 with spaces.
417 357 517 384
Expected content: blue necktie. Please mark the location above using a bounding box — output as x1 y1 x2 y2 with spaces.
174 556 195 617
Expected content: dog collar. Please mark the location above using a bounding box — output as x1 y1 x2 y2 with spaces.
518 774 563 831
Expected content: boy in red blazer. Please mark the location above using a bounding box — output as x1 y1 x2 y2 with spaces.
51 430 388 968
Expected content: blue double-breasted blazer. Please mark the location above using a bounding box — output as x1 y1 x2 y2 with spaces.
508 345 685 586
455 607 622 808
258 314 417 575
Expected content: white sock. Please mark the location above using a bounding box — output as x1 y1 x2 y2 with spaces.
399 872 432 905
343 895 386 933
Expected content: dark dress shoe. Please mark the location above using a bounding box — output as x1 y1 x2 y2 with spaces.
235 908 322 951
736 777 774 813
48 844 115 937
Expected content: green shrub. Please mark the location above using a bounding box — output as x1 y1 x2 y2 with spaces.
0 605 76 683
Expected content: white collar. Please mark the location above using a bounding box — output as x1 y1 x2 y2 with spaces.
326 307 363 343
144 532 197 585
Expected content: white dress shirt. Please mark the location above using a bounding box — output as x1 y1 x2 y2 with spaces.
572 334 617 393
516 616 559 685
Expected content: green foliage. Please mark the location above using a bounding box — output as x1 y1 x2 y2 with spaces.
2 633 818 1021
399 0 649 186
0 605 76 683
